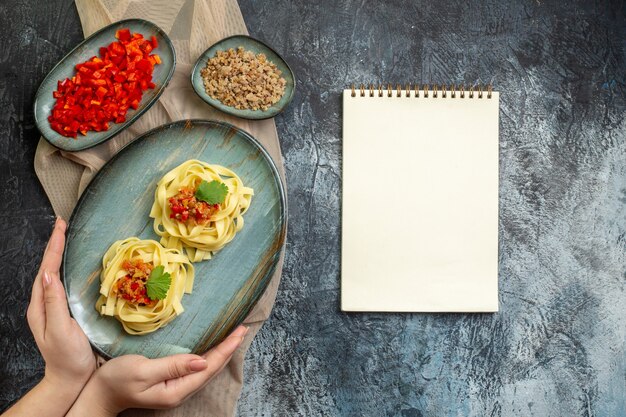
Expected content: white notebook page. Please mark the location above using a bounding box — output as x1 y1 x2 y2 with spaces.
341 88 499 312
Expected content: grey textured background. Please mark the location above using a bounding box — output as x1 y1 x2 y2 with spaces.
1 0 625 416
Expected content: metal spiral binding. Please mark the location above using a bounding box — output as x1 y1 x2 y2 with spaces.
350 83 493 98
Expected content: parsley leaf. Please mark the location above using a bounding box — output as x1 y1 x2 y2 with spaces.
195 180 228 204
146 265 171 300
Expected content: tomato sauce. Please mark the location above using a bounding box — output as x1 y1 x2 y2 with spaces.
168 187 220 225
114 258 156 306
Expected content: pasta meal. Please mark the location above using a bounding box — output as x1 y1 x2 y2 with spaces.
150 159 253 262
95 237 194 335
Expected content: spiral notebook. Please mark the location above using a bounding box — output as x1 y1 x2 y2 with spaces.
342 84 500 312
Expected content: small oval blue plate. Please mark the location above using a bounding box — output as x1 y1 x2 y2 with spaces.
34 19 176 152
191 35 295 120
63 120 286 359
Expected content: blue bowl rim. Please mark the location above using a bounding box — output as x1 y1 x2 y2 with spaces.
33 18 177 153
190 34 296 120
62 118 288 359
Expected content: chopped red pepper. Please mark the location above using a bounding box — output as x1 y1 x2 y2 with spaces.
115 28 132 43
48 29 161 138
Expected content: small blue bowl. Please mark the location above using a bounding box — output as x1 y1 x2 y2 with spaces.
33 19 176 152
191 35 295 120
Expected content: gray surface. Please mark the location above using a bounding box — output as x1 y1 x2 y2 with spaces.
1 0 625 416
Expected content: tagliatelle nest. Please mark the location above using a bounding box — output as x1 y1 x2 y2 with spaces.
200 47 286 111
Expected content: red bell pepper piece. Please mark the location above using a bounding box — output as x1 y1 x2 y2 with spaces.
115 28 131 42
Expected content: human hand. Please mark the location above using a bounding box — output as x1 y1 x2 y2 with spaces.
26 217 96 390
68 325 248 417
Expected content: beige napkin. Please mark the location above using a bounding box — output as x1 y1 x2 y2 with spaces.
33 0 286 416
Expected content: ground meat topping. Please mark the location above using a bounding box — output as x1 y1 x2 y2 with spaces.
200 46 286 111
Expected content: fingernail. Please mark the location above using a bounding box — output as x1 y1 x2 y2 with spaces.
232 325 247 338
55 216 66 231
243 326 250 336
43 271 52 288
189 359 207 372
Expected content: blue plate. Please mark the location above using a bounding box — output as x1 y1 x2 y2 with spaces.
34 19 176 152
63 120 286 358
191 35 295 120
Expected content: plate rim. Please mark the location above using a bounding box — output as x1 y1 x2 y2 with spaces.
190 34 296 120
33 18 177 152
62 119 287 359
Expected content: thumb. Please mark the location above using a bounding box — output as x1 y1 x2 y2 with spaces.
143 354 208 383
43 270 71 335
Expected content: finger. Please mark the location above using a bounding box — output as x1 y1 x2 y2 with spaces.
196 326 247 379
38 218 67 275
28 218 67 338
197 325 248 377
140 354 208 384
147 326 248 404
43 270 72 337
